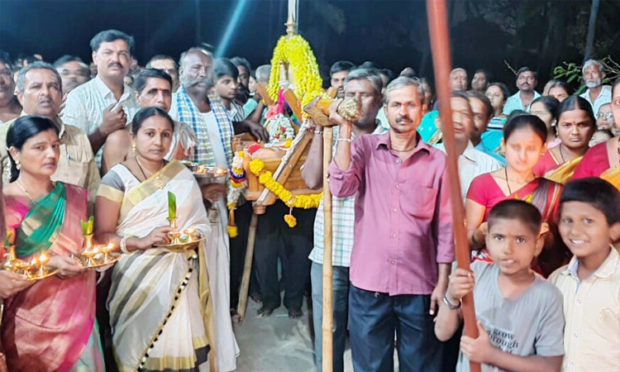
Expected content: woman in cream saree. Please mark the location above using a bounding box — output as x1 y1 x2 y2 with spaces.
95 108 216 371
98 160 215 371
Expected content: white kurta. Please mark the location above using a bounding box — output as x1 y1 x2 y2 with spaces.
203 111 240 372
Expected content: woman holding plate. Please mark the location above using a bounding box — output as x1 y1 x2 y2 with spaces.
2 115 104 371
95 107 216 371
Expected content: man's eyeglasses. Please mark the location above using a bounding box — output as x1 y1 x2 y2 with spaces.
597 112 613 120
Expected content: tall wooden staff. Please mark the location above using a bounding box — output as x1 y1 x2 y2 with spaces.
426 1 480 371
321 123 334 372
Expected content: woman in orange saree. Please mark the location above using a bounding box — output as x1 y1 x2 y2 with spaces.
534 96 595 184
1 116 104 371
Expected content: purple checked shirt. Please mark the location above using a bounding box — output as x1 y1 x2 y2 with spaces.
329 132 455 295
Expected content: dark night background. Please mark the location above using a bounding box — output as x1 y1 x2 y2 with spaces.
1 0 619 93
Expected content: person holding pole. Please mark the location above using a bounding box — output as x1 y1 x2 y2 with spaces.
435 199 565 372
328 76 454 371
301 67 386 372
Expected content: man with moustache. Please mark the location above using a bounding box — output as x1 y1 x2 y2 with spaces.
579 59 612 116
62 29 140 166
503 66 540 115
168 46 240 372
53 55 90 96
0 62 99 205
329 76 454 371
301 67 387 372
146 54 179 92
0 55 21 124
101 68 195 173
434 92 501 200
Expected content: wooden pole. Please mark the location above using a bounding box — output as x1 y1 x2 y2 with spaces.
237 213 258 320
425 1 480 371
584 0 600 62
321 126 334 372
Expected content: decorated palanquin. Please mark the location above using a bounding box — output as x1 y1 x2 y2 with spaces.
230 17 325 221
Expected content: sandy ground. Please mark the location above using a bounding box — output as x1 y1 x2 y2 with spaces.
233 298 397 372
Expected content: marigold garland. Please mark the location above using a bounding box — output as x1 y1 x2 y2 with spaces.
227 151 247 237
267 35 323 111
249 159 322 227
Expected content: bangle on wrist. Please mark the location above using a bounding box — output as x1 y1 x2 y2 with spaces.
120 236 132 254
337 137 352 143
314 129 323 135
443 293 461 310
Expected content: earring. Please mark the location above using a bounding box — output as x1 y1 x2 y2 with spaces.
15 160 20 170
132 143 136 152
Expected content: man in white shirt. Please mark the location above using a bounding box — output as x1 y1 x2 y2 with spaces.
53 55 90 96
435 92 502 200
503 67 540 115
579 59 612 116
62 29 140 165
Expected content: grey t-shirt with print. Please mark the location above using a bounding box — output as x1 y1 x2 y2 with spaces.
457 261 565 372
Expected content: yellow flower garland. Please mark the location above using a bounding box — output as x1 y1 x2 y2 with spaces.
267 35 324 111
249 158 322 212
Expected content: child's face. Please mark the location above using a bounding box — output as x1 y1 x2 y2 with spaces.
559 201 612 258
486 217 541 275
215 74 239 101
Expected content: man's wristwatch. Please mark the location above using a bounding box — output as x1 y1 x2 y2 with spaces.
443 293 461 310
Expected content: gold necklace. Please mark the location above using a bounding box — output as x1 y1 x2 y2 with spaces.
16 179 34 200
135 156 165 188
16 179 54 200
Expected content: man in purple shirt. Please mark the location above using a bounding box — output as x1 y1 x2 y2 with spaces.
329 76 455 371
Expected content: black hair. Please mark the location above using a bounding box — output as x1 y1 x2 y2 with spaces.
465 90 493 119
6 116 59 182
548 80 572 96
213 58 238 81
0 50 11 67
486 82 510 103
560 178 620 225
503 114 548 143
130 107 174 135
531 96 560 121
488 199 542 236
23 56 40 65
474 68 491 81
515 66 536 79
557 96 596 128
612 77 620 97
358 61 378 70
330 60 355 76
230 57 251 74
132 68 172 94
451 91 471 105
90 29 134 53
146 54 177 69
380 68 395 83
53 55 85 68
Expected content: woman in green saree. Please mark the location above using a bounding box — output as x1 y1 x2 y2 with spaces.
2 115 104 371
95 107 215 372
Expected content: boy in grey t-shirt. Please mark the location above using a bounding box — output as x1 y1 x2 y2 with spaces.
435 200 564 371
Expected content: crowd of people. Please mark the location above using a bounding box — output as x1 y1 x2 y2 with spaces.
0 27 618 372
